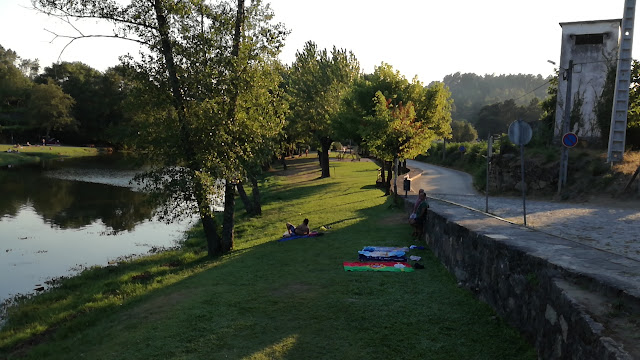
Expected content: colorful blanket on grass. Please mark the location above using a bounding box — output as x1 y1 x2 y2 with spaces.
362 246 409 252
343 261 414 272
278 231 322 242
358 250 406 262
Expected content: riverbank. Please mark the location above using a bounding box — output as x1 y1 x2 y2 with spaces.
0 157 535 359
0 144 101 167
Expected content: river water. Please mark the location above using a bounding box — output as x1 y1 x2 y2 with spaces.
0 156 196 305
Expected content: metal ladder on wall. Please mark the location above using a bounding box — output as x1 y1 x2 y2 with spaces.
607 0 636 163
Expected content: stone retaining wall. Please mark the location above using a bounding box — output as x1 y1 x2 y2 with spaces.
412 201 634 359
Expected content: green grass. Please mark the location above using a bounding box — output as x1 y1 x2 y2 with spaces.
0 157 535 359
0 144 100 167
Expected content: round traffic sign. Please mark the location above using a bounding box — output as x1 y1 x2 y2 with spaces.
562 132 578 148
508 119 532 145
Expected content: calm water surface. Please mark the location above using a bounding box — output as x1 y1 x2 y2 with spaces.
0 156 195 304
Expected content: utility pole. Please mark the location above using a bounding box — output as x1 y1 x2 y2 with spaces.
558 60 573 195
607 0 636 163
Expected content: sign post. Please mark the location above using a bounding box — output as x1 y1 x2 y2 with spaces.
558 60 574 194
508 119 533 226
558 132 578 194
562 132 578 148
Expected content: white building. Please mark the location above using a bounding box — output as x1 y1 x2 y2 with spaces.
555 19 621 140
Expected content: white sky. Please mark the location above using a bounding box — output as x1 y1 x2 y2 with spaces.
0 0 636 84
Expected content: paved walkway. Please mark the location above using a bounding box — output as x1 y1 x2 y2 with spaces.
405 160 640 263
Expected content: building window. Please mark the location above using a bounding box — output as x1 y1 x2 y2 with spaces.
575 34 604 45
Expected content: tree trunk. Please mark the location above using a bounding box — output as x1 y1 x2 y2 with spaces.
193 177 221 256
153 0 221 256
236 181 254 215
201 213 220 256
280 152 287 170
221 182 235 252
380 159 386 184
219 0 244 254
393 157 398 199
385 161 392 195
320 137 331 178
249 174 262 215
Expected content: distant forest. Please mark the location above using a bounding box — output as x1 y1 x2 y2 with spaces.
436 72 552 124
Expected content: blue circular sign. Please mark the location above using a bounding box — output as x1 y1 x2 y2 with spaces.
562 132 578 148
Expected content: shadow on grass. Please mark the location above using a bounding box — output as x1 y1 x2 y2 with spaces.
1 159 534 360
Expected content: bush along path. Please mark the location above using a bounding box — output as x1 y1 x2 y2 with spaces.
0 157 535 360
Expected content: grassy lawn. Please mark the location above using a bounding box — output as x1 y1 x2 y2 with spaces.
0 157 535 359
0 144 100 167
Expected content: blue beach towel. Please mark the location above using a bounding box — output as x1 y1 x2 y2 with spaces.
362 246 410 252
358 250 407 262
277 231 322 242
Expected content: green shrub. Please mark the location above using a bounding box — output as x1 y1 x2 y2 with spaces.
473 166 487 190
589 160 610 176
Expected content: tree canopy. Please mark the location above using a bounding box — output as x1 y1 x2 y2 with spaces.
33 0 288 256
27 81 76 137
284 40 360 177
442 72 550 124
450 120 478 142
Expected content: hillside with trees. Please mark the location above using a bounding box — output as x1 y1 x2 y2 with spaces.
441 72 551 123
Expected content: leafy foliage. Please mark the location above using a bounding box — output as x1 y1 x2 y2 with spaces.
341 63 453 148
363 91 438 162
594 59 640 149
285 40 360 177
475 98 542 139
32 0 288 255
26 81 76 137
535 70 558 146
442 72 550 123
451 119 478 142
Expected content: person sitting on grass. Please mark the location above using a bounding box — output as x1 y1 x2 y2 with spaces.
286 218 310 236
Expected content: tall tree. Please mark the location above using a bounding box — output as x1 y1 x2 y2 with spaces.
0 45 32 110
339 63 452 188
627 60 640 149
535 70 559 146
27 81 76 137
286 41 359 177
363 91 439 195
36 61 108 144
451 120 478 142
33 0 287 256
442 72 550 123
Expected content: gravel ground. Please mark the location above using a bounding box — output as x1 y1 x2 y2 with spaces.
426 193 640 262
404 160 640 263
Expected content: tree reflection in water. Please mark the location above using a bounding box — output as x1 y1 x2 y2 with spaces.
0 157 193 303
0 160 157 233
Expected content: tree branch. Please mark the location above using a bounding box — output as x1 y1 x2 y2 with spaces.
31 1 158 31
44 28 153 64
